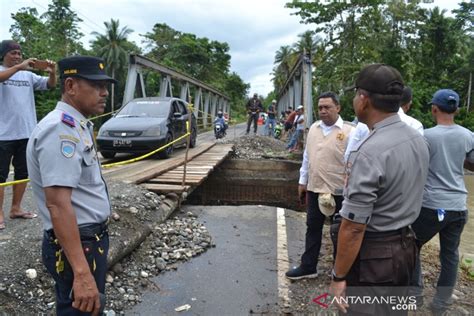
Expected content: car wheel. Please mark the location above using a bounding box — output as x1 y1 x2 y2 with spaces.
189 128 197 148
158 133 174 159
101 151 116 159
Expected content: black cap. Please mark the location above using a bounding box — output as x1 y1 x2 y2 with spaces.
58 56 117 83
0 40 21 59
351 63 404 96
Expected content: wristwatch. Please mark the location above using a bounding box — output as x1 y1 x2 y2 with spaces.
331 269 346 282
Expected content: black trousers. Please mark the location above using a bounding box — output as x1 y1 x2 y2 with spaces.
344 228 417 315
246 113 258 133
300 191 343 270
0 139 28 182
42 224 109 316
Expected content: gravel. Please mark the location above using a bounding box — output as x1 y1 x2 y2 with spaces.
223 135 290 160
0 180 213 315
104 211 214 314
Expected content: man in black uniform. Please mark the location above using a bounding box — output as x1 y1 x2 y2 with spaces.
245 93 263 135
329 64 429 315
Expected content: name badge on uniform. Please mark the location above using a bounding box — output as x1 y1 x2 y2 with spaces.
61 140 76 158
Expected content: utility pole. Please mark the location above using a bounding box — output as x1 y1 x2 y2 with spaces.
467 72 472 112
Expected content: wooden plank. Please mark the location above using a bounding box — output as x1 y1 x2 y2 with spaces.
168 170 209 174
111 142 215 183
156 172 207 178
175 165 213 169
142 183 190 193
147 178 202 185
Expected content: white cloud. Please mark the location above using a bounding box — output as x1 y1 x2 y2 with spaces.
0 0 464 97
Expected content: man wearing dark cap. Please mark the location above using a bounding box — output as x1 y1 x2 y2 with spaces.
0 40 56 229
410 89 474 314
26 56 116 315
245 93 263 135
329 64 429 315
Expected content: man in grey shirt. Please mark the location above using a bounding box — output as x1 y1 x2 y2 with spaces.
27 56 115 315
0 40 56 229
329 64 429 315
410 89 474 314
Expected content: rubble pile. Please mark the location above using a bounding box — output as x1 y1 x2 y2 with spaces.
226 135 288 159
105 211 213 313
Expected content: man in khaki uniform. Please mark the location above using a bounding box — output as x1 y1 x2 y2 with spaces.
329 64 429 315
286 92 354 280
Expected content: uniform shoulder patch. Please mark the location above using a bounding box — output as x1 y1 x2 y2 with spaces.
61 140 76 158
61 113 75 127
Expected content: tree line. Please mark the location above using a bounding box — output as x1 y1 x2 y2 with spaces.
8 0 250 126
273 0 473 130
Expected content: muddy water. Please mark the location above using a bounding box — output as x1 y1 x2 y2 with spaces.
460 175 474 257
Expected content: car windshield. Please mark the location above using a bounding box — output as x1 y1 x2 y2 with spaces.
116 101 169 118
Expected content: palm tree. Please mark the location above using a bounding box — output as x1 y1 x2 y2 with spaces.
91 19 133 111
274 45 295 78
293 30 320 58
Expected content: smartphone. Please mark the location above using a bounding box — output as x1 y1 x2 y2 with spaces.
69 289 106 313
33 60 49 70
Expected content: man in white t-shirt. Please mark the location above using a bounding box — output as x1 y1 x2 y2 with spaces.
0 40 56 229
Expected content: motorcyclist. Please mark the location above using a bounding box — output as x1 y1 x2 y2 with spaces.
245 93 263 135
214 110 228 138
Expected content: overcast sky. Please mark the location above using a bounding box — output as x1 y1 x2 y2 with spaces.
0 0 464 97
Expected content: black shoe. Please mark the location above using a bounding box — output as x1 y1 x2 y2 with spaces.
285 266 318 280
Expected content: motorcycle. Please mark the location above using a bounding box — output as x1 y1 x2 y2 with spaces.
274 122 283 139
214 121 226 139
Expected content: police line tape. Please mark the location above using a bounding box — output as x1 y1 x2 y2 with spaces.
0 124 192 186
101 130 191 168
0 178 30 187
90 109 118 121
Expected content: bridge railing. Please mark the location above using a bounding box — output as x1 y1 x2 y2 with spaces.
122 54 230 129
276 53 313 129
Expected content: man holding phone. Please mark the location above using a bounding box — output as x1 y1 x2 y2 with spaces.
0 39 56 230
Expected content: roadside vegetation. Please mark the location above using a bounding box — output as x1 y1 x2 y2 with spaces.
8 0 250 127
273 1 473 129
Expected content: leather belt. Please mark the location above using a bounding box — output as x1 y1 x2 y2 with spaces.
45 220 108 241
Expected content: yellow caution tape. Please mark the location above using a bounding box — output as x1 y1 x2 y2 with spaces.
0 178 30 187
1 116 194 185
101 131 191 168
90 110 118 121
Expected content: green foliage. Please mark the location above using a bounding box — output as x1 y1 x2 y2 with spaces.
9 0 86 119
142 23 248 117
280 0 474 128
90 19 139 112
8 5 247 126
455 108 474 131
